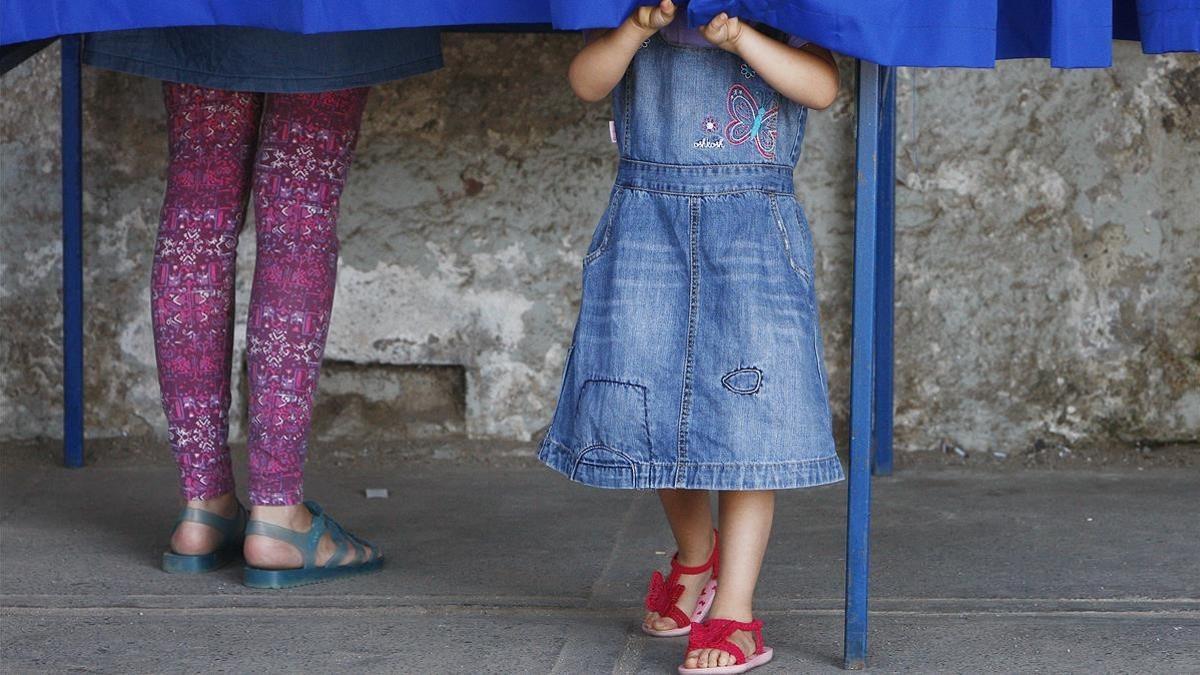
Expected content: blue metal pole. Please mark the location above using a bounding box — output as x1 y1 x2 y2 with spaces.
871 67 896 477
843 60 879 670
61 36 85 468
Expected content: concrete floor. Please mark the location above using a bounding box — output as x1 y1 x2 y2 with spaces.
1 453 1198 673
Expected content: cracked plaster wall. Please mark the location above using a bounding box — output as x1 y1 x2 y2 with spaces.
1 36 1197 456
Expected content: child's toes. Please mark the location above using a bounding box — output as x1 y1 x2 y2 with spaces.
717 650 734 666
684 649 702 668
652 616 679 631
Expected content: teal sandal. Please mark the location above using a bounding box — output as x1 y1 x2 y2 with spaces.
242 501 384 589
161 501 247 574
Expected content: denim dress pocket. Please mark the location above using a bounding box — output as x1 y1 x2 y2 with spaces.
582 187 625 269
767 193 816 288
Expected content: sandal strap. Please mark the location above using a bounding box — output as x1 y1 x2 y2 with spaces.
644 570 691 628
245 502 328 569
687 618 765 665
668 530 720 581
320 511 374 568
319 509 355 566
177 502 246 541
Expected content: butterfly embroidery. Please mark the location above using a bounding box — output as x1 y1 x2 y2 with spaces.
724 83 779 160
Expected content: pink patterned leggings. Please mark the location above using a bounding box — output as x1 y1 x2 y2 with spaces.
152 83 369 506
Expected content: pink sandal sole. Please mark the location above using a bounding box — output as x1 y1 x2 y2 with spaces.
641 577 718 637
677 647 774 674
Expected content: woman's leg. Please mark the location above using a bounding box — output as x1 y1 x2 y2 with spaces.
685 490 775 669
153 83 262 554
645 489 717 630
238 87 371 568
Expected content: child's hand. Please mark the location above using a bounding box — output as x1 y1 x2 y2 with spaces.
631 0 677 34
699 12 743 52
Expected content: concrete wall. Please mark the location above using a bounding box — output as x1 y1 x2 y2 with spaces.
2 35 1198 457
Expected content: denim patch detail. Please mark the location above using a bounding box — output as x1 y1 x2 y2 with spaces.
572 378 652 462
721 366 763 395
571 445 638 486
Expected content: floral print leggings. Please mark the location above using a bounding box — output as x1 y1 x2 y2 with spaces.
152 83 369 505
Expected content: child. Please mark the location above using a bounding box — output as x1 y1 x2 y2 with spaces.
538 2 842 672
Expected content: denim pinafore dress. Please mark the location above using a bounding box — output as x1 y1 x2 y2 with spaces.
538 34 844 491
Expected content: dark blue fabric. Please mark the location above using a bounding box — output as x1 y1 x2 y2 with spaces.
1 1 551 45
4 0 1199 67
83 27 442 93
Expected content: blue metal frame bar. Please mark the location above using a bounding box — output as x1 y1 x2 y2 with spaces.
871 67 897 477
843 59 880 670
61 35 85 468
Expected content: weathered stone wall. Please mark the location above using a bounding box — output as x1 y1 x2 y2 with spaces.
2 36 1197 457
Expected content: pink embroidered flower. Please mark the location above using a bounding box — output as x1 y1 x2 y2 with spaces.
702 115 720 134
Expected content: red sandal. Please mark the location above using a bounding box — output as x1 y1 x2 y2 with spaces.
677 618 774 674
641 530 720 637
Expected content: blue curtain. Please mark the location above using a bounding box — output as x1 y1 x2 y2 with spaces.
4 0 1199 67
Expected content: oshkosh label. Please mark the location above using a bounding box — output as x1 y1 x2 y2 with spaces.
694 137 724 150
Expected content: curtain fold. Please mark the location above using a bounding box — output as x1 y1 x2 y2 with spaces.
4 0 1199 67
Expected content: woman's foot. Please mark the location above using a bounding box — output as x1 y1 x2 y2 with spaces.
170 492 240 555
244 503 375 569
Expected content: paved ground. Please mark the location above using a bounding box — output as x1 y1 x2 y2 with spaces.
1 448 1198 673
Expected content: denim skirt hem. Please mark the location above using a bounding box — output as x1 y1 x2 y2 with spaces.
538 437 845 491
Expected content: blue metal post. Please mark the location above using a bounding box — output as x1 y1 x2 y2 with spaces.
871 67 897 477
61 36 85 468
843 60 879 670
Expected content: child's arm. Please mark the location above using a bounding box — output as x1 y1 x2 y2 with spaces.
700 13 839 110
567 0 678 102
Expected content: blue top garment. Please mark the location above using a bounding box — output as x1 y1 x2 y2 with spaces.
83 27 442 93
4 0 1199 68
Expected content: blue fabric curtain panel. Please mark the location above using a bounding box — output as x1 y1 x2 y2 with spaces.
3 0 1199 67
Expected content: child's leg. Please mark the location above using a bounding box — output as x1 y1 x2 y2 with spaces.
240 88 373 569
685 490 775 669
645 489 717 630
153 83 263 554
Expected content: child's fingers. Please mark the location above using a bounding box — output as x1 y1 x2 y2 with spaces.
657 1 676 25
702 16 728 41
